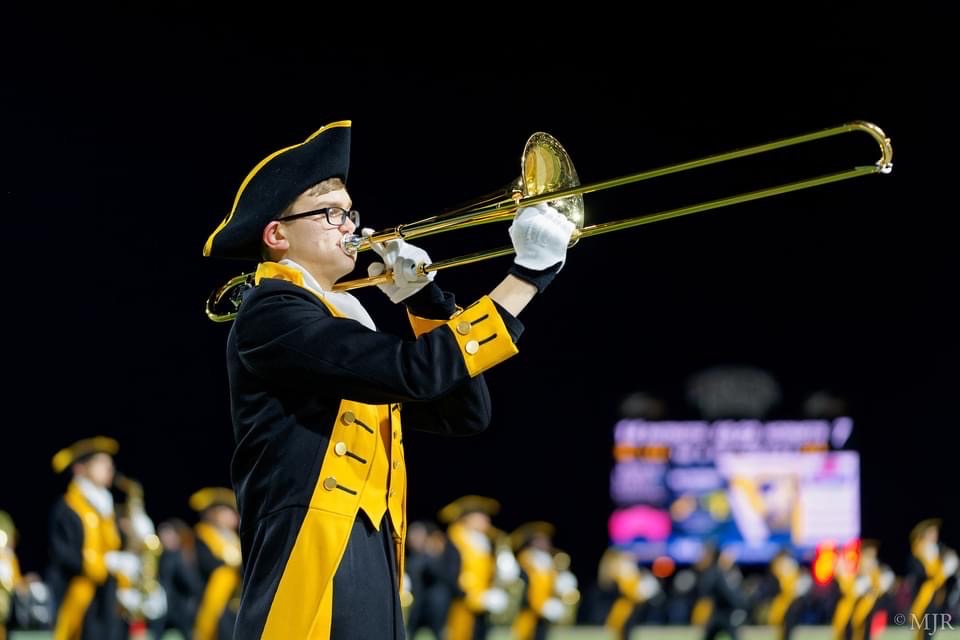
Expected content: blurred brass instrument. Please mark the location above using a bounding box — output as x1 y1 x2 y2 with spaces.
0 512 16 631
114 474 164 624
552 550 581 625
488 527 524 626
206 121 893 322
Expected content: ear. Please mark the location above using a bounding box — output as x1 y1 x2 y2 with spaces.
262 220 290 255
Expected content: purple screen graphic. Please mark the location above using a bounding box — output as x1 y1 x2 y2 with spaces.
609 418 860 563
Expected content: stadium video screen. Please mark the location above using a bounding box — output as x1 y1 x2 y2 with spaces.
609 418 859 564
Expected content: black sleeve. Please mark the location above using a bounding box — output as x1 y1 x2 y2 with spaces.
401 378 492 436
403 283 459 319
440 543 465 599
173 551 206 598
48 500 83 577
195 539 224 583
235 283 520 406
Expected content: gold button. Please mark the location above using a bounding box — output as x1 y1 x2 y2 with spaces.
341 411 355 425
322 477 338 491
465 340 480 355
456 320 471 335
393 460 400 469
334 442 347 456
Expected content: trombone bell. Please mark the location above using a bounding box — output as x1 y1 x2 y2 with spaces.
521 132 585 236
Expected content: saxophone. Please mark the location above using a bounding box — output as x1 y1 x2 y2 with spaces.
113 474 166 626
488 526 523 626
551 549 581 625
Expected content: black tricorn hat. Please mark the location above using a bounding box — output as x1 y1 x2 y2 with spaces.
509 521 556 551
51 436 119 474
189 487 237 512
203 120 351 261
437 495 501 524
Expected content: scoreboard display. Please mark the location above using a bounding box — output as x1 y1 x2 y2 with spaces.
609 417 860 563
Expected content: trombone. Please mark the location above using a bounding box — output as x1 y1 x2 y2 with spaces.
206 121 892 322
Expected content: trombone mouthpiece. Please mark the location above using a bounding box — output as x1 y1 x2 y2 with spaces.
341 233 363 256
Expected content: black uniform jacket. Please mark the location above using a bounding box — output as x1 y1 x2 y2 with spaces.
47 491 125 640
226 266 523 639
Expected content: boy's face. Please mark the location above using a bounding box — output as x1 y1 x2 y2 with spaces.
76 452 115 488
276 187 358 286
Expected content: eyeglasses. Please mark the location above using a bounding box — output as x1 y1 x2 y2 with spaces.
276 206 360 228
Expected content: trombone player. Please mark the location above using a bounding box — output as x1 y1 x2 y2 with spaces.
202 120 575 639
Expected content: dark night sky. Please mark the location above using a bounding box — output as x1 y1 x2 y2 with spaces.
3 10 955 581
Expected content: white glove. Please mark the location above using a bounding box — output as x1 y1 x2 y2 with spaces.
554 570 578 597
116 587 143 614
880 568 895 593
943 550 958 577
481 587 509 614
496 550 521 583
636 573 660 600
854 575 871 597
104 551 142 580
363 228 435 304
131 512 156 540
795 573 812 597
541 597 565 622
509 203 576 271
142 585 168 620
0 559 13 587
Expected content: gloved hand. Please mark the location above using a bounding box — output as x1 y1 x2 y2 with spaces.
508 203 576 292
496 549 521 583
142 585 168 620
363 228 435 304
554 570 578 597
510 203 576 271
541 597 565 622
104 551 142 580
480 587 509 614
636 573 661 600
130 512 156 540
944 550 959 577
116 588 143 615
879 569 895 593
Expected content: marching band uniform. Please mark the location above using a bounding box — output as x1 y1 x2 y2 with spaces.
46 436 134 640
0 512 22 640
190 488 241 640
850 541 894 640
767 550 811 640
601 547 661 640
440 496 510 640
203 122 526 639
907 519 958 640
510 521 578 640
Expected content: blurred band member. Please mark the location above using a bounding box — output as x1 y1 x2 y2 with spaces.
440 496 510 640
907 519 958 640
768 548 811 640
47 436 139 640
510 521 578 640
0 512 23 640
190 488 241 640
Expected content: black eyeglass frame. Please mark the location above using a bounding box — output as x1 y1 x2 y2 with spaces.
276 207 359 227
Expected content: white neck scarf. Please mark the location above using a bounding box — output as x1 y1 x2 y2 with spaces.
279 259 377 331
75 477 114 517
